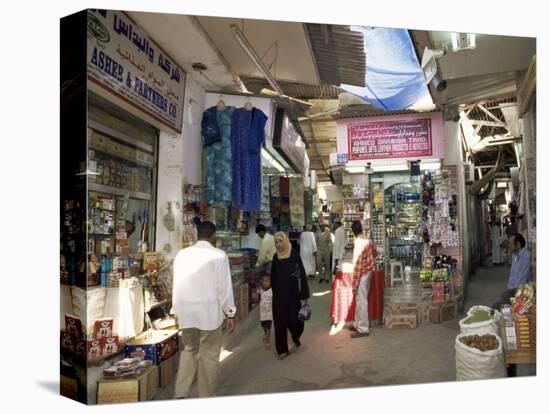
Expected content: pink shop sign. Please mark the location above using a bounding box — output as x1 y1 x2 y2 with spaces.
347 118 434 161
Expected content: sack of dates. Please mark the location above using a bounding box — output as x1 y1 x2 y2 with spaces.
455 333 506 381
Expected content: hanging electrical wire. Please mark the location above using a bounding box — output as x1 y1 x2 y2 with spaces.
244 41 279 78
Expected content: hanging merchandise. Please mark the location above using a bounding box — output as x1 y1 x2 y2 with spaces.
260 176 272 227
232 106 268 212
289 177 305 227
201 105 235 207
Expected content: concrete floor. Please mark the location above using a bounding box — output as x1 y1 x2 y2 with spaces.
155 262 534 400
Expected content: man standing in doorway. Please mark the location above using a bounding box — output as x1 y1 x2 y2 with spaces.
350 221 377 339
171 221 236 399
255 224 276 275
332 219 347 275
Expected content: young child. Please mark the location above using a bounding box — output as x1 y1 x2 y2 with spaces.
258 275 273 348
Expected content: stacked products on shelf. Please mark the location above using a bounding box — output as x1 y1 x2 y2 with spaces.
502 283 536 351
418 254 456 301
61 315 120 361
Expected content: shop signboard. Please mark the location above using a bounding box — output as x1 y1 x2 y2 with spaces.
347 118 434 161
87 10 186 133
273 108 307 175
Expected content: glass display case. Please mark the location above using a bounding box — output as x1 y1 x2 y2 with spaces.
85 103 158 287
384 183 423 270
215 231 242 253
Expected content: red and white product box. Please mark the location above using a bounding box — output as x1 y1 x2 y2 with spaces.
74 338 87 358
60 331 75 353
94 318 114 339
103 336 120 355
65 315 83 338
87 338 105 360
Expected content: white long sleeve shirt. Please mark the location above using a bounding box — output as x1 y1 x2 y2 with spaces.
256 233 276 267
332 226 347 267
171 241 236 331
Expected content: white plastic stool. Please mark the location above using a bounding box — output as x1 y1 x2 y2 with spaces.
390 261 405 286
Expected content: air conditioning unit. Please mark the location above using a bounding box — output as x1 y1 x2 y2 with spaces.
464 163 475 183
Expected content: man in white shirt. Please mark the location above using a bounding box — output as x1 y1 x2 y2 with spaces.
299 224 317 279
255 224 276 274
172 221 236 399
332 219 347 274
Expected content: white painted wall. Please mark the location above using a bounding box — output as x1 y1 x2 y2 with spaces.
155 76 206 259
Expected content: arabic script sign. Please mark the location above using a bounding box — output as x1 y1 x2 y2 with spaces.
347 118 432 161
87 10 186 133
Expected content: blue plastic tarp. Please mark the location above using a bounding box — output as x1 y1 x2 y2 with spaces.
340 27 430 111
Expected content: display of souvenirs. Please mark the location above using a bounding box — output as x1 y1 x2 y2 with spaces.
429 169 459 248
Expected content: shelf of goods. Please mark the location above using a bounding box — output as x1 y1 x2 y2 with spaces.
228 248 259 319
87 127 155 201
342 184 370 243
383 183 423 270
501 285 536 367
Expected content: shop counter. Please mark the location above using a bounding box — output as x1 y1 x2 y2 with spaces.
505 348 536 377
330 268 385 325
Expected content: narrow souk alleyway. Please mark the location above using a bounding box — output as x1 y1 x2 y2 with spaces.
154 262 519 400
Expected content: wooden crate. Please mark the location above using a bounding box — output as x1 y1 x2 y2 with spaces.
385 313 417 329
385 302 418 315
440 301 458 322
417 302 441 324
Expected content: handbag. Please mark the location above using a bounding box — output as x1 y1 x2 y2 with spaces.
292 260 311 321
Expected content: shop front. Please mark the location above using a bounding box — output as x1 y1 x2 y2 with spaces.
330 111 464 328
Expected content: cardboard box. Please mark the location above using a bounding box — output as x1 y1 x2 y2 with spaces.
94 318 114 339
159 352 179 388
103 336 120 356
61 330 75 353
97 378 139 404
65 315 83 337
74 337 86 358
125 329 179 365
87 338 105 360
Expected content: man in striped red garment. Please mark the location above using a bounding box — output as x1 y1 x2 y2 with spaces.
350 221 377 338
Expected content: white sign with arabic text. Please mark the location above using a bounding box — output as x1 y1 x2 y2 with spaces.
87 10 185 132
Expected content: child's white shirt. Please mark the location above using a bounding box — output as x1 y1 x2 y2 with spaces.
259 287 273 321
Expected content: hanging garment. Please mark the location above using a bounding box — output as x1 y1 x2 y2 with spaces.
299 231 317 276
231 107 268 212
202 106 235 207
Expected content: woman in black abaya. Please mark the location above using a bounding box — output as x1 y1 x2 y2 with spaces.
270 232 310 360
